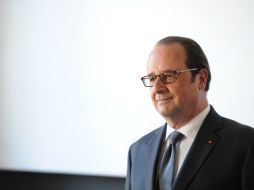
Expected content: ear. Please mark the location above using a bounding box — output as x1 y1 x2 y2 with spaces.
198 69 208 90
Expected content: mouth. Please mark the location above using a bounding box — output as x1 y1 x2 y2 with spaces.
155 96 173 102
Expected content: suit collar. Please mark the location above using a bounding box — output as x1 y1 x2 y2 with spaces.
172 106 223 190
178 105 211 140
144 124 166 190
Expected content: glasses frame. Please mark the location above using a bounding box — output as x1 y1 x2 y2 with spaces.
141 68 200 87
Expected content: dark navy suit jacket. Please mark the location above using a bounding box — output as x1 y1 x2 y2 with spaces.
125 106 254 190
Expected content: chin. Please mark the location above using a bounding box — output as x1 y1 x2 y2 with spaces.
157 105 179 118
157 107 172 117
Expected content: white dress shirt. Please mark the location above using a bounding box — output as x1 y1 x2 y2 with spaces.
165 105 210 177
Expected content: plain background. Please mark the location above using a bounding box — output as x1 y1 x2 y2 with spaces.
0 0 254 177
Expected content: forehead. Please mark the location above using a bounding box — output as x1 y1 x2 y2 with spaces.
147 42 187 74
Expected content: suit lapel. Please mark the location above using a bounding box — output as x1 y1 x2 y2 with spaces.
172 107 223 190
144 125 166 190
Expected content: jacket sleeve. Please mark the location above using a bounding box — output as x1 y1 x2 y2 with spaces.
125 145 132 190
242 138 254 190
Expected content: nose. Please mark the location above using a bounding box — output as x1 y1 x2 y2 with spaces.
151 77 167 93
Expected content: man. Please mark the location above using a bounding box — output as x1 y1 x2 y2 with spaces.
125 36 254 190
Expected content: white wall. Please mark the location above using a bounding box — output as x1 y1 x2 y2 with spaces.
1 0 254 177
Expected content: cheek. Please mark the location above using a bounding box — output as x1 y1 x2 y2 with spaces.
167 84 180 97
170 85 188 102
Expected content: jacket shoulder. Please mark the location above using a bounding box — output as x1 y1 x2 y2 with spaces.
222 116 254 132
130 125 166 150
221 117 254 140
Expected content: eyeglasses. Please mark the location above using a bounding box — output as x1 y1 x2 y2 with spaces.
141 68 200 87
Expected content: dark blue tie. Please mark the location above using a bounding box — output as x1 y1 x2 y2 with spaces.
159 131 184 190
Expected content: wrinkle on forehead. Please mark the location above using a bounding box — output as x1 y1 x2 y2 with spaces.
147 43 187 75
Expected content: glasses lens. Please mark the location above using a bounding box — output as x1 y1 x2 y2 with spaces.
141 76 155 87
160 72 177 83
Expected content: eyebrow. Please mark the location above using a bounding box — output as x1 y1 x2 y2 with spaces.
147 69 179 76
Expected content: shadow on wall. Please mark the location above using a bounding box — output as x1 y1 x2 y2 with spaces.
0 170 125 190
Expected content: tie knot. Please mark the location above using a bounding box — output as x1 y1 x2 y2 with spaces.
168 131 184 145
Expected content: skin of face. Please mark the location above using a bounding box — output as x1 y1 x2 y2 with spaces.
147 42 208 129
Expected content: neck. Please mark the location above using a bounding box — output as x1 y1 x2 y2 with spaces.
165 101 208 130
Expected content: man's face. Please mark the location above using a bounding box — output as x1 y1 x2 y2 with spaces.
147 43 203 123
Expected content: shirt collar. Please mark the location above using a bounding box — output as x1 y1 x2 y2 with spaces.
166 105 210 140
